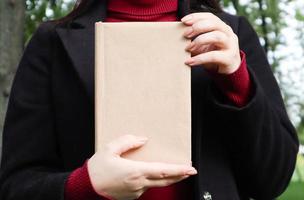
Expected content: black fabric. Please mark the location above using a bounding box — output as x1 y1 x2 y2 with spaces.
0 0 299 199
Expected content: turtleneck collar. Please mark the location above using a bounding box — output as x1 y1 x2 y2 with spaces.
106 0 178 22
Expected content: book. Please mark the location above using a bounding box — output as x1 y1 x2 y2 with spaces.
95 22 191 165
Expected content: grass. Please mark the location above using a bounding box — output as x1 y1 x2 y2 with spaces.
277 155 304 200
278 181 304 200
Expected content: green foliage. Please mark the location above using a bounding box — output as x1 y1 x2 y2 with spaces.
294 9 304 144
279 154 304 199
295 9 304 21
278 181 304 200
221 0 290 70
25 0 75 43
297 118 304 145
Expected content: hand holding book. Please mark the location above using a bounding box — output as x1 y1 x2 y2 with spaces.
182 13 242 75
88 135 197 200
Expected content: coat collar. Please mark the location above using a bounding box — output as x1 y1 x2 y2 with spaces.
55 0 190 101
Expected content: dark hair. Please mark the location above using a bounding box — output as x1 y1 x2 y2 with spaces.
56 0 222 24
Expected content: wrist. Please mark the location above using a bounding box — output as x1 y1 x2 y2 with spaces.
65 160 113 200
208 50 252 107
87 156 115 200
218 51 242 75
65 160 102 200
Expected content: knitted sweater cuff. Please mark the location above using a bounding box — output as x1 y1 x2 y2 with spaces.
64 161 113 200
210 50 252 107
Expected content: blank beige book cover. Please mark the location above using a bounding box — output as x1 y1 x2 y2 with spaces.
95 22 191 165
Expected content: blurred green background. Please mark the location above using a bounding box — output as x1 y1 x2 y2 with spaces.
0 0 303 199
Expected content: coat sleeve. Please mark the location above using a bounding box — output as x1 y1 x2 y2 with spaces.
0 22 69 200
207 16 299 199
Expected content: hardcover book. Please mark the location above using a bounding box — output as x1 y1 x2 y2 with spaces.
95 22 191 165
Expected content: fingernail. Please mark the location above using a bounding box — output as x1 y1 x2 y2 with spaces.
185 58 195 66
183 27 193 37
181 15 192 22
186 169 197 175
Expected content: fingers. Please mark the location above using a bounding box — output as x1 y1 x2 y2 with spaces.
185 50 229 68
182 12 218 23
138 162 197 179
185 31 229 52
144 175 190 188
182 13 234 38
182 13 241 74
107 134 148 156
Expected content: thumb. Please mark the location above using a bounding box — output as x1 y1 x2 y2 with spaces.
108 134 148 156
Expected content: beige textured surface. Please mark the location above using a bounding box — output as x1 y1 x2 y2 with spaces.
95 22 191 165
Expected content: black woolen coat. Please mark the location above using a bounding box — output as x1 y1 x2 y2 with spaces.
0 0 299 200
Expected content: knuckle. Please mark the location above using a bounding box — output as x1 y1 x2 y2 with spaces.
192 23 199 31
213 32 221 42
193 20 204 31
207 12 215 18
204 20 212 28
159 171 169 178
232 33 239 42
226 25 234 33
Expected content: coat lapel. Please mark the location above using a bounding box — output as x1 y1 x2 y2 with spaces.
55 0 190 101
55 0 108 101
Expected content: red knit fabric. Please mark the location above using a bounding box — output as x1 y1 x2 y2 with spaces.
65 162 192 200
106 0 178 22
64 161 105 200
210 51 252 107
65 1 253 200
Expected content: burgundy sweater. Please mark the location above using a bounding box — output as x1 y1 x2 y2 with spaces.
65 0 252 199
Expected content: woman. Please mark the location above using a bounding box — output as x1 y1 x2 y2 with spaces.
0 0 299 200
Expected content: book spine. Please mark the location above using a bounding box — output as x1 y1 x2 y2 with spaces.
94 22 105 152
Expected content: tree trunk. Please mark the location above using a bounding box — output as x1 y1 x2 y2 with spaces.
0 0 25 160
257 0 269 54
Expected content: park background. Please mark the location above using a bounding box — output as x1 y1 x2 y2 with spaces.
0 0 303 199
